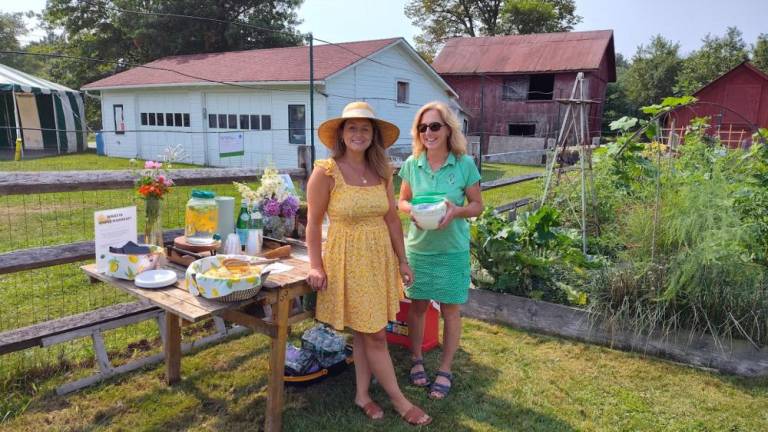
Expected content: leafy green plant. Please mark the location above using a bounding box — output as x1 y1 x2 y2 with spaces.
470 206 597 305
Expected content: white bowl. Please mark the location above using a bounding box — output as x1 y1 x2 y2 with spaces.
411 201 447 230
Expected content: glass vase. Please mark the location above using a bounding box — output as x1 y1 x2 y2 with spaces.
264 215 291 240
144 196 164 248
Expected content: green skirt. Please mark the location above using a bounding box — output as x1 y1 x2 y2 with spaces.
406 251 470 304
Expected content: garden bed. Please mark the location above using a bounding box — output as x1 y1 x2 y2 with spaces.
463 288 768 377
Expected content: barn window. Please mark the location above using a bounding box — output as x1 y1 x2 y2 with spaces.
528 74 554 100
261 115 271 130
183 113 190 127
165 113 174 126
228 114 237 129
208 114 217 129
239 115 249 130
140 113 148 126
156 113 164 126
508 123 536 136
502 77 528 101
175 113 183 126
217 114 227 129
250 115 260 130
397 81 409 104
288 105 306 144
148 113 156 126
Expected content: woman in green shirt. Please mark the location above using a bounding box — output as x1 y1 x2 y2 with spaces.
397 101 483 399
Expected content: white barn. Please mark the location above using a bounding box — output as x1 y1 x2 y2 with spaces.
82 38 464 168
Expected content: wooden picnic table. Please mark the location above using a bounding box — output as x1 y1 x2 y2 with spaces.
81 247 313 432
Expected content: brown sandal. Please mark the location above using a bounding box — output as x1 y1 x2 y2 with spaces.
402 405 432 426
358 401 384 420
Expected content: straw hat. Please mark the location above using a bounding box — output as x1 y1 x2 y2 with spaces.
318 101 400 149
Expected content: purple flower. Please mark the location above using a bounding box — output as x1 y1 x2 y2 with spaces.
281 196 300 218
263 198 282 217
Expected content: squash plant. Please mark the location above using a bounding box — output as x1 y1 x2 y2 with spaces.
469 206 597 305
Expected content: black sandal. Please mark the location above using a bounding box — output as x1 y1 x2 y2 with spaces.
429 370 453 399
409 358 430 387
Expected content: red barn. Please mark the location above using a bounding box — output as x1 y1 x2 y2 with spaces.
432 30 616 150
669 61 768 147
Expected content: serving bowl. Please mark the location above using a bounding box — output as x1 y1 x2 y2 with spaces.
411 195 447 230
186 255 271 301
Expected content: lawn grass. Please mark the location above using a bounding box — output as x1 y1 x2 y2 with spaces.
1 318 766 431
0 153 199 172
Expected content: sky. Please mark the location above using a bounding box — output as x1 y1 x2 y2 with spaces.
3 0 768 58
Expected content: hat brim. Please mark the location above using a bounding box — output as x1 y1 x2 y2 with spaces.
318 117 400 150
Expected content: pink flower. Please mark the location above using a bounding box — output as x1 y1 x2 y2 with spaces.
144 160 162 169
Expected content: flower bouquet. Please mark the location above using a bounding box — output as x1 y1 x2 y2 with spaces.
132 159 174 247
233 167 300 239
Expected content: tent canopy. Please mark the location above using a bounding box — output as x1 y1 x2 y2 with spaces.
0 63 77 94
0 63 86 153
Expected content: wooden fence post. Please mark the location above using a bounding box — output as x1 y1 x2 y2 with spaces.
297 145 312 193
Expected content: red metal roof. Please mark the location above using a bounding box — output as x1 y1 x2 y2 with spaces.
82 38 401 89
693 61 768 95
433 30 615 79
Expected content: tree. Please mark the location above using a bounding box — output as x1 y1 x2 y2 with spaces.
674 27 748 95
601 53 637 135
405 0 581 61
623 35 682 109
753 33 768 74
501 0 580 34
38 0 304 129
0 12 29 70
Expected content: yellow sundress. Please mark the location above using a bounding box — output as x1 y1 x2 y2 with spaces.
314 158 403 333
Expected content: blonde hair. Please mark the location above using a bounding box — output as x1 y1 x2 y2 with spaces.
410 101 467 158
331 119 392 180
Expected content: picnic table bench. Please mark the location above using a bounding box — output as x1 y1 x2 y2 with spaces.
80 248 313 432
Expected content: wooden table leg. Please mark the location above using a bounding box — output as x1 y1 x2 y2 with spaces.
265 292 290 432
164 311 181 385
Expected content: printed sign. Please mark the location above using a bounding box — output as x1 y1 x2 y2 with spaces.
94 206 137 272
219 132 244 158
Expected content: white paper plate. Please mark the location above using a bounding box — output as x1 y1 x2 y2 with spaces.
134 269 178 289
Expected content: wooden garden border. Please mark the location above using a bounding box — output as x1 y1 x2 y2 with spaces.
462 288 768 377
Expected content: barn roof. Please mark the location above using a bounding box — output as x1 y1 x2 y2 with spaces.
693 61 768 95
82 38 402 90
432 30 616 81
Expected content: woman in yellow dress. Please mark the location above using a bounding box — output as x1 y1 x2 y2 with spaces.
306 101 432 426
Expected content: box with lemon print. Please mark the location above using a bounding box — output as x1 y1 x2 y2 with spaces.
104 245 164 280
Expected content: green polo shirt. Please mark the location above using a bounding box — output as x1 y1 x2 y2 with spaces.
398 152 481 254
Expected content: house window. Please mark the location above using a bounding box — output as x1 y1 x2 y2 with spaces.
173 113 182 127
208 114 217 129
528 74 554 100
397 81 409 104
166 113 174 126
502 77 528 101
463 119 469 135
156 113 164 126
250 115 260 130
148 113 156 126
217 114 227 129
227 114 237 129
261 115 271 130
183 113 190 127
288 105 306 144
239 115 249 130
508 123 536 136
140 113 148 126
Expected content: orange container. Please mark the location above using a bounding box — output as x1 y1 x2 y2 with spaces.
386 299 440 352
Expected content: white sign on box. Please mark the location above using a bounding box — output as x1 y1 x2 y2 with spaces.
94 206 137 272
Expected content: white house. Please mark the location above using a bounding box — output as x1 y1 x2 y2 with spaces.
82 38 464 168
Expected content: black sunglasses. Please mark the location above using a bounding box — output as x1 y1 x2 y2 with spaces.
417 122 446 133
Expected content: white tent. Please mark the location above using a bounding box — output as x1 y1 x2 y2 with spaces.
0 63 87 154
